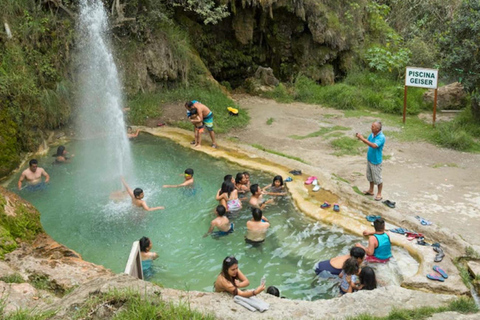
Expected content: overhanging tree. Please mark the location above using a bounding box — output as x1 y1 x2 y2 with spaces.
439 0 480 121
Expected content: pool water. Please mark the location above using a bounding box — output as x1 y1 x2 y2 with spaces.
9 134 417 300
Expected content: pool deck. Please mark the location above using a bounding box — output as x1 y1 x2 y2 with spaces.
141 125 470 296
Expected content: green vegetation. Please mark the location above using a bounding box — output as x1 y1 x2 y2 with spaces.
1 308 55 320
29 274 64 297
346 297 478 320
330 137 363 156
431 163 458 168
0 273 24 284
290 126 349 140
266 118 275 125
72 289 214 320
251 144 308 164
332 174 350 184
352 186 364 196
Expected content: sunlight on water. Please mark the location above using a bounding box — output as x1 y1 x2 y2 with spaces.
9 135 418 300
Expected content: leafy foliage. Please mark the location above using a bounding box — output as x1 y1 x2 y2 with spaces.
170 0 230 24
439 0 480 121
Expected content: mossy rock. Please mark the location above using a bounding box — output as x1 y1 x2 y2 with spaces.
0 187 44 259
0 107 21 177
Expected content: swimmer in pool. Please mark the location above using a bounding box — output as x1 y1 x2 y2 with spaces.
245 208 270 244
249 184 274 210
203 205 234 237
163 168 194 188
18 159 50 190
121 177 164 211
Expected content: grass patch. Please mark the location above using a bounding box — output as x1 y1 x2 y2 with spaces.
1 308 56 320
128 84 250 134
383 154 392 161
73 289 214 320
290 125 350 140
332 174 350 184
453 259 473 289
325 131 346 139
330 137 363 156
352 186 364 195
266 117 274 125
0 273 24 284
346 297 478 320
251 144 308 164
431 163 458 168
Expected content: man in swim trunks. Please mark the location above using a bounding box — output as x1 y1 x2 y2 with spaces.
245 208 270 244
314 247 366 276
249 184 274 209
204 205 233 237
18 159 50 190
185 100 217 148
355 218 392 263
121 177 165 212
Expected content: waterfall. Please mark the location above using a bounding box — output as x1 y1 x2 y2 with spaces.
75 0 133 188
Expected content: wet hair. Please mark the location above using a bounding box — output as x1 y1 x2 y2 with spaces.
350 247 366 260
139 236 151 252
185 168 194 176
267 286 280 297
53 145 65 157
219 181 235 197
235 172 244 184
185 101 194 108
216 205 226 216
250 184 260 195
29 159 38 166
373 218 386 232
189 107 198 116
359 266 377 290
251 208 263 221
342 257 359 276
221 255 239 284
223 174 233 182
243 172 250 179
133 188 143 198
272 175 283 186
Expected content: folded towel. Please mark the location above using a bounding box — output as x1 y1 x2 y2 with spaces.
233 295 270 312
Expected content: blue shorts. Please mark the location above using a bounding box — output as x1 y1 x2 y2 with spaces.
24 182 47 192
212 223 234 237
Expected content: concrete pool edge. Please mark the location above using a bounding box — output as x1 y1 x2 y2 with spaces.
141 125 470 296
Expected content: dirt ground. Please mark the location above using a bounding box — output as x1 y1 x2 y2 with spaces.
158 94 480 251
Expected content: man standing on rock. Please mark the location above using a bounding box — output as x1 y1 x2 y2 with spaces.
185 100 217 148
18 159 50 191
356 121 385 201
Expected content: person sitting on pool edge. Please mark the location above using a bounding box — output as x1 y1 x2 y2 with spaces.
249 184 274 210
314 247 366 277
245 208 270 245
139 236 158 278
355 218 392 263
121 177 165 211
203 205 234 238
163 168 194 188
214 256 265 297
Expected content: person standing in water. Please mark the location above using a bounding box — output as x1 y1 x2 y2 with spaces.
18 159 50 190
121 177 164 211
139 236 158 278
53 145 74 163
245 208 270 244
163 168 195 188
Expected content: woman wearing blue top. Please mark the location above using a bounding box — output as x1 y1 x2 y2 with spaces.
139 237 158 278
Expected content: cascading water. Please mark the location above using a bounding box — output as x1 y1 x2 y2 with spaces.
75 0 132 187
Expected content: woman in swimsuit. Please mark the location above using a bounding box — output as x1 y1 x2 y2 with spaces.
52 145 73 164
216 181 242 212
214 256 265 297
139 236 158 278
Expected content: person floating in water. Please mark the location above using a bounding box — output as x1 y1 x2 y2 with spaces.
263 175 287 196
245 208 270 244
127 126 140 139
18 159 50 190
249 184 274 210
52 145 74 164
139 236 158 278
203 205 234 238
163 168 194 188
121 177 164 211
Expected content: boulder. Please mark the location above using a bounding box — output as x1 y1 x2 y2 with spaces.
254 67 279 87
232 9 255 45
423 82 467 110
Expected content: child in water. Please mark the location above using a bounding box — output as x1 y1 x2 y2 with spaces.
203 205 234 237
358 266 377 290
338 257 359 295
189 107 204 147
163 168 194 188
121 177 164 211
263 175 287 196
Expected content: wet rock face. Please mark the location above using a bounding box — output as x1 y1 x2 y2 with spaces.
423 82 467 110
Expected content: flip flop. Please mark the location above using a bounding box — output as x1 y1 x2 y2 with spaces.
374 197 383 201
157 122 166 127
366 215 381 222
433 248 445 262
427 273 445 282
320 202 331 209
363 191 374 196
289 170 302 175
285 177 293 182
389 227 407 234
312 185 321 192
333 204 340 212
383 200 395 208
433 266 448 278
405 232 424 239
305 176 317 185
415 215 432 226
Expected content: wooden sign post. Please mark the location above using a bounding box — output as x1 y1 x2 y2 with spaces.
404 67 439 126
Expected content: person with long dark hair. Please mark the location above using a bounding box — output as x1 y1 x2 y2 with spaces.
53 145 73 163
214 256 265 297
216 181 242 212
